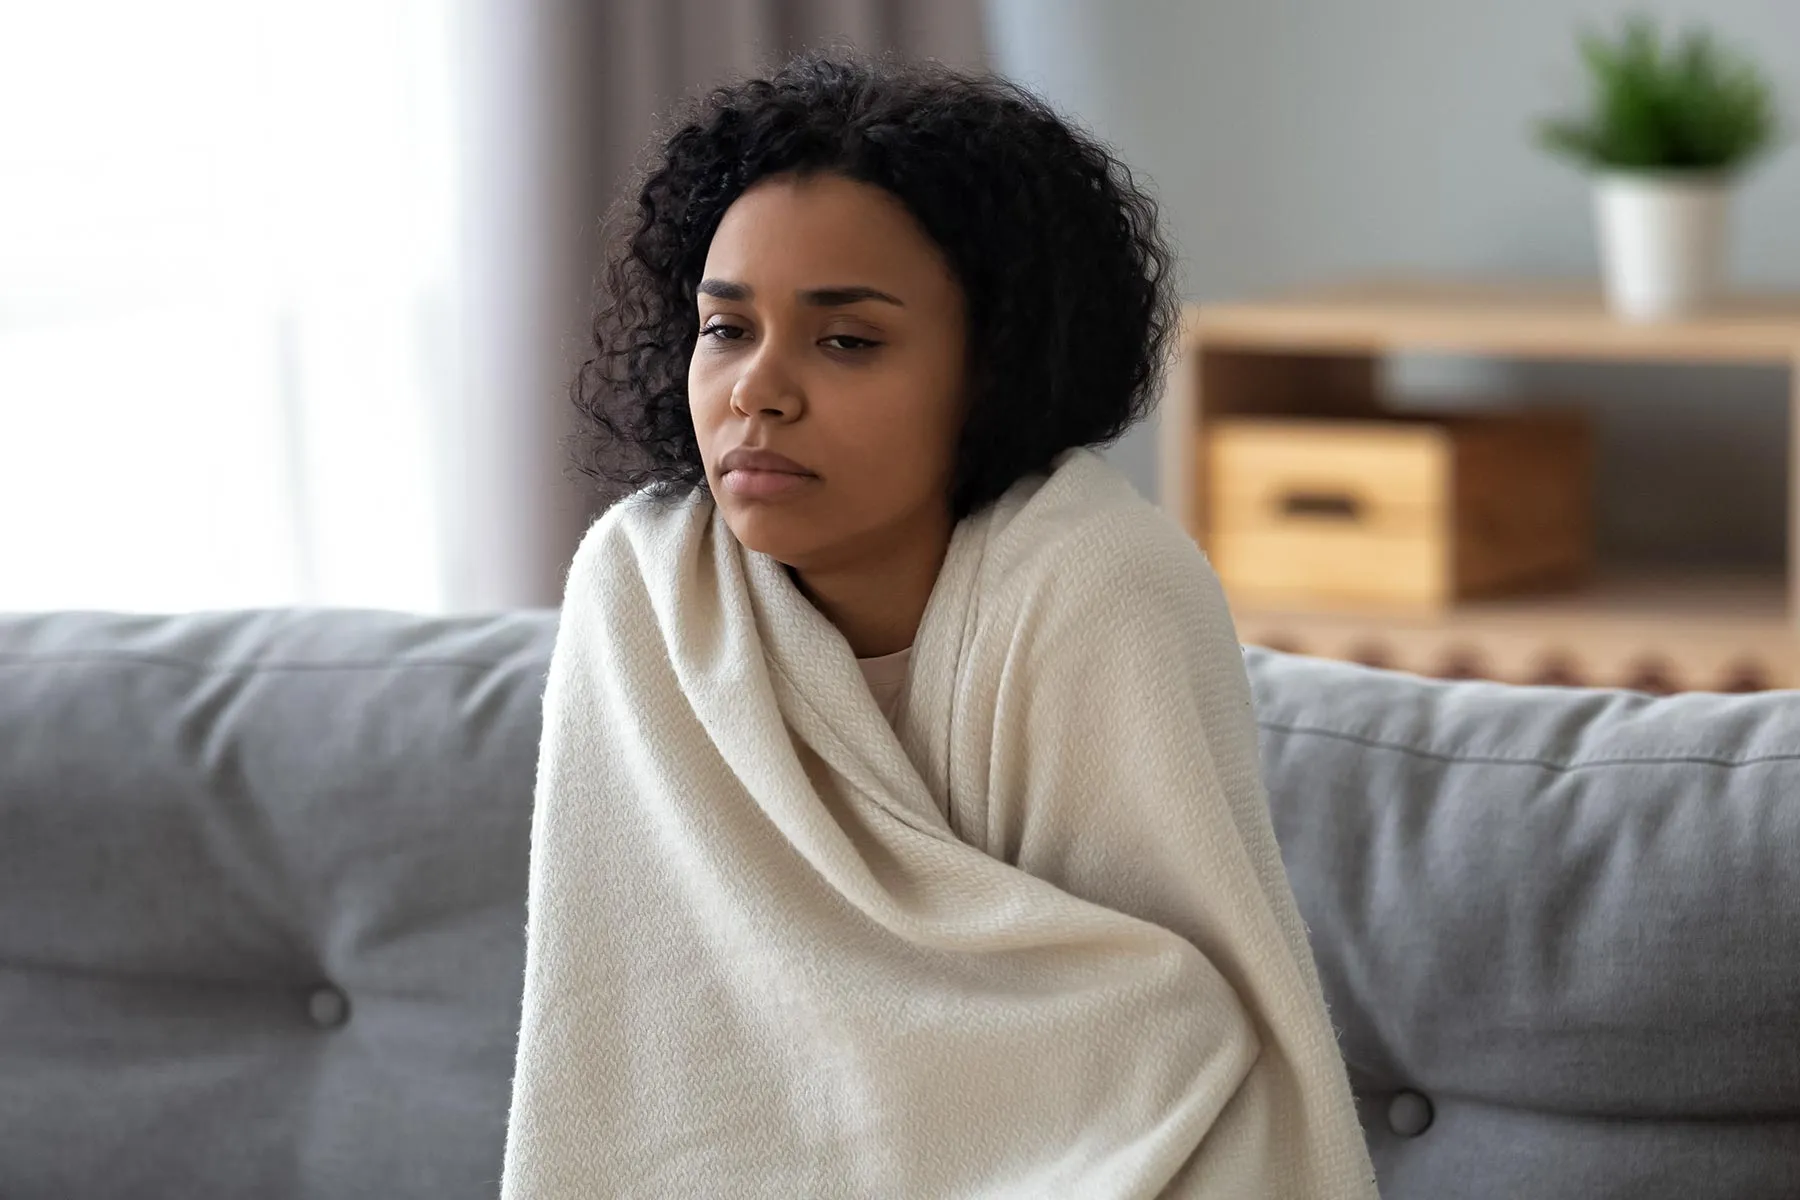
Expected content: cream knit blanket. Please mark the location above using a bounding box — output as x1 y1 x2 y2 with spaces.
501 450 1377 1198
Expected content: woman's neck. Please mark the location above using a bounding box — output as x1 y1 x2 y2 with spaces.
791 512 953 659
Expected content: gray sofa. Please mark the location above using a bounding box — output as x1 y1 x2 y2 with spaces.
2 609 1796 1199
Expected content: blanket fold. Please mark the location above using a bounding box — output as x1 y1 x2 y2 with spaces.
502 450 1377 1198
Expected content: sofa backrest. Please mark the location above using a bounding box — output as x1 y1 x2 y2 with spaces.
2 611 1795 1199
1246 646 1800 1200
0 610 552 1200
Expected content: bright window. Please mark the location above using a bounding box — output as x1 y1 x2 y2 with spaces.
0 1 460 612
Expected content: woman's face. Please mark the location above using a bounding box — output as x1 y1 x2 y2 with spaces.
689 172 968 573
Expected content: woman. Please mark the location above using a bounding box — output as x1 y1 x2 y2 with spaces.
503 54 1377 1198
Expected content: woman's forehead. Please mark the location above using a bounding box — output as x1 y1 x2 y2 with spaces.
701 174 958 300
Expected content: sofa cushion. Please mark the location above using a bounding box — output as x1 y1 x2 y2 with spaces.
6 610 1796 1200
0 610 555 1200
1245 647 1800 1200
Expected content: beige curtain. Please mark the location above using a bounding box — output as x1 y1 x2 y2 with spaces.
444 0 987 610
598 0 989 186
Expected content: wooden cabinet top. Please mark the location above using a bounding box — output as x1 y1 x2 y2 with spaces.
1188 280 1800 364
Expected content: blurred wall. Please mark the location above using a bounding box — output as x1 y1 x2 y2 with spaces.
988 0 1800 566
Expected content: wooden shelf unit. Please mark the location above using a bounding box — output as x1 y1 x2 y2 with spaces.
1160 280 1800 692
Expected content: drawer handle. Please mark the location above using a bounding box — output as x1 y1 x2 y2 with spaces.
1277 490 1363 521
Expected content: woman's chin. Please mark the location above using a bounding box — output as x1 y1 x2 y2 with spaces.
717 504 825 569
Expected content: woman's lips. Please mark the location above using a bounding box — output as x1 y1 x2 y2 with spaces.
717 446 816 499
720 467 814 499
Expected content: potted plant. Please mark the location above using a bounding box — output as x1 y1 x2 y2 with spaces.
1538 16 1780 321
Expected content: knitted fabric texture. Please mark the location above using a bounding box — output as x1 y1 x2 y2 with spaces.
501 450 1377 1197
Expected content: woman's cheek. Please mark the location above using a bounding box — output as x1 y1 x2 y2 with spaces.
685 368 729 431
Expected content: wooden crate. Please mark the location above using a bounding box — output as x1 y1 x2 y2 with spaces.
1157 280 1800 692
1206 411 1591 609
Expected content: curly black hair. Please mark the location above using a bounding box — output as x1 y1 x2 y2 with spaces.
573 52 1176 519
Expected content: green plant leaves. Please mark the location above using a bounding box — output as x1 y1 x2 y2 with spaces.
1536 15 1779 172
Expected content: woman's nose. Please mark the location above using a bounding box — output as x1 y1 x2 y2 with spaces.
729 346 804 421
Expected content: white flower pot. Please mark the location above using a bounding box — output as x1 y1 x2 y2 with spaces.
1593 172 1731 321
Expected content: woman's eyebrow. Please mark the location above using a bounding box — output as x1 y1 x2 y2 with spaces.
800 286 905 308
696 279 905 308
697 278 751 301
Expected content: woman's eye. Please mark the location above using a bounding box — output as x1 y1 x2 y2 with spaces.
700 321 747 342
821 334 880 351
